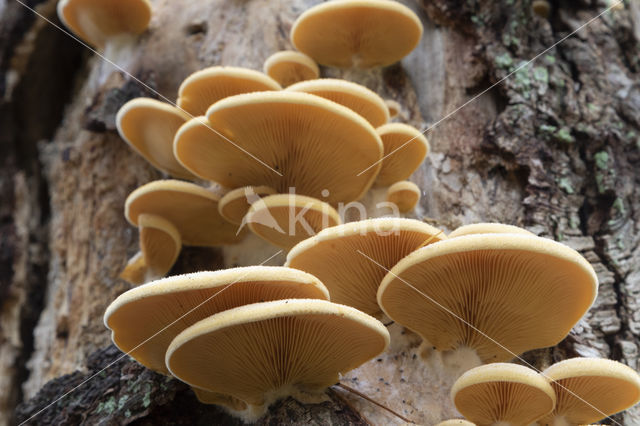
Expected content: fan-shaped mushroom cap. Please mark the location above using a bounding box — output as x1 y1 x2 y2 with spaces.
245 194 341 250
448 223 535 238
540 358 640 424
377 234 598 363
218 185 277 226
374 123 429 186
386 181 421 213
104 267 329 373
174 92 383 204
120 214 181 285
451 363 556 425
176 66 281 116
125 180 241 246
291 0 423 68
385 99 402 119
57 0 151 49
166 299 390 414
436 420 476 426
116 98 196 180
263 51 319 87
286 79 389 127
286 218 446 315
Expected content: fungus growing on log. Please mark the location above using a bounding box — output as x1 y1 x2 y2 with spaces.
286 218 445 316
173 91 382 204
177 66 281 116
291 0 423 68
452 363 555 425
263 51 319 87
377 232 598 365
539 357 640 425
116 98 196 180
104 267 329 373
386 181 421 213
166 299 390 421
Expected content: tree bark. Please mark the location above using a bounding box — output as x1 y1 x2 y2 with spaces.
2 0 639 424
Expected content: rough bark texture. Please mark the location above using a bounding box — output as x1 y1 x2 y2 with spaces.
2 0 639 424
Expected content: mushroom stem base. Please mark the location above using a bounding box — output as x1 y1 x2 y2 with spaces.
216 385 330 423
420 343 483 381
550 416 570 426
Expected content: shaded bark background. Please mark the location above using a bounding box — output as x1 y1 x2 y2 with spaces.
1 0 639 424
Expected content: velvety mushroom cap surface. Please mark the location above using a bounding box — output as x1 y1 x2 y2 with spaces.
104 267 329 373
386 181 421 213
166 299 390 407
263 51 319 87
375 123 429 186
452 363 556 425
286 218 446 315
291 0 423 68
124 180 241 246
448 223 535 238
120 214 181 285
174 92 382 204
218 185 277 226
57 0 152 48
286 79 389 127
177 66 281 116
116 98 195 179
377 234 598 362
540 358 640 424
245 194 341 250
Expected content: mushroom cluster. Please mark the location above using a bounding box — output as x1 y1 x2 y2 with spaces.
111 1 430 282
95 0 640 423
449 358 640 425
104 266 389 421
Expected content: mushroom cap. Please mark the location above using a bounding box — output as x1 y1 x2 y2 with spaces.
377 234 598 362
104 266 329 373
124 180 241 246
540 357 640 424
386 181 421 213
451 363 556 425
290 0 423 68
57 0 152 49
286 218 446 315
448 223 535 238
177 66 281 116
375 123 429 186
435 420 476 426
218 185 277 226
116 98 196 180
245 194 342 250
166 299 390 407
174 91 383 204
385 99 401 119
286 79 389 127
263 51 319 87
120 214 182 285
